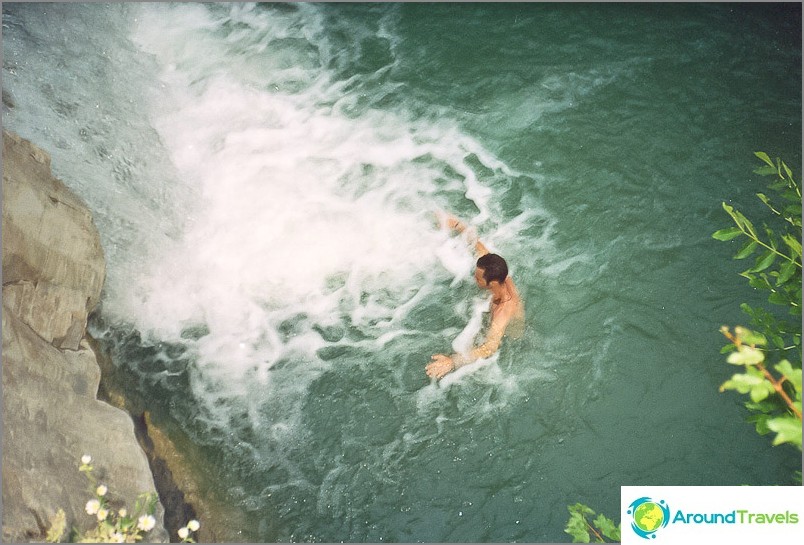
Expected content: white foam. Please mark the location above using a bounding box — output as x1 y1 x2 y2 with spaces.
109 3 536 409
450 296 490 355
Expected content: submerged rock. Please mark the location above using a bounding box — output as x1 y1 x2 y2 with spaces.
90 332 255 543
2 131 168 542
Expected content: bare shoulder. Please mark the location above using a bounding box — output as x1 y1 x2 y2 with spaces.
502 278 525 338
505 277 524 309
492 295 521 325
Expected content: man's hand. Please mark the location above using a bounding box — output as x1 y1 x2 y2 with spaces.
426 354 455 379
434 210 466 233
435 210 488 257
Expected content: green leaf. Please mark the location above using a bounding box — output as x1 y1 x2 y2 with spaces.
568 503 596 518
774 360 802 392
739 302 757 315
757 193 784 217
768 291 789 306
565 525 591 544
750 382 776 403
735 240 759 260
754 151 775 167
735 327 768 346
748 274 772 291
777 260 797 286
721 370 776 403
753 165 778 176
593 514 621 542
764 225 778 247
722 203 757 237
790 292 802 315
783 204 802 227
712 227 744 241
726 345 765 365
748 251 777 273
781 160 793 180
565 505 594 543
738 214 758 238
769 179 788 191
767 416 803 449
745 398 781 414
46 509 67 543
721 372 764 393
781 234 802 259
722 202 737 222
746 412 773 435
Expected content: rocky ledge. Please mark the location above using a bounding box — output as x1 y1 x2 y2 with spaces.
2 130 169 542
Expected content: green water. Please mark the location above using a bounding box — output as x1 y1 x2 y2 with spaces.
2 2 801 542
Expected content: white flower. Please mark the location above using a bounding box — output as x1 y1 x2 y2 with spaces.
178 527 189 539
118 508 127 518
187 520 200 532
81 454 92 465
96 508 108 522
137 515 156 532
85 499 101 515
110 532 125 543
96 484 108 497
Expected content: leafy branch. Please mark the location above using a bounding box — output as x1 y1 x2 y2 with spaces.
714 152 802 457
564 503 620 543
719 326 802 449
713 152 802 315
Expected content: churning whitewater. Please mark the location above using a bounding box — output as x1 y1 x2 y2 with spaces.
3 2 800 541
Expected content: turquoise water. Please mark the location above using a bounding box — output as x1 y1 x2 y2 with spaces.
3 3 801 542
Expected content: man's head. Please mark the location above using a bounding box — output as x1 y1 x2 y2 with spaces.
475 253 508 289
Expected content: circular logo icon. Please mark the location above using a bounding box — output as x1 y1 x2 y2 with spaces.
627 497 670 539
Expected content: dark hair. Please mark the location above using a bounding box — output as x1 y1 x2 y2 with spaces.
476 253 508 284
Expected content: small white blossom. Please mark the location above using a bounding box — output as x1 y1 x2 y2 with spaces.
137 515 156 532
96 484 108 497
85 499 100 515
110 532 125 543
187 520 200 532
81 454 92 465
118 508 127 518
178 527 189 539
96 508 108 522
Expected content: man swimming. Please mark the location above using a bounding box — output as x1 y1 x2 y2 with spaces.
426 213 524 380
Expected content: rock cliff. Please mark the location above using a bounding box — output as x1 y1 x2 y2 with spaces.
2 130 169 542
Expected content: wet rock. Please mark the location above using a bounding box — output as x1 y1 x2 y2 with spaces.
2 131 168 542
91 332 254 543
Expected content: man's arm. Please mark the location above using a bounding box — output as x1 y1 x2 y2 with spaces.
426 312 511 380
440 213 489 257
426 211 507 380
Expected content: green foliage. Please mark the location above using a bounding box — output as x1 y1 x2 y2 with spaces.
46 509 67 543
714 152 802 458
46 455 200 543
564 153 800 544
565 503 621 543
713 152 802 322
719 327 802 450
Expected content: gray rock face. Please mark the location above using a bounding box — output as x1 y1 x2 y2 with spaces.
2 130 105 351
2 131 168 542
